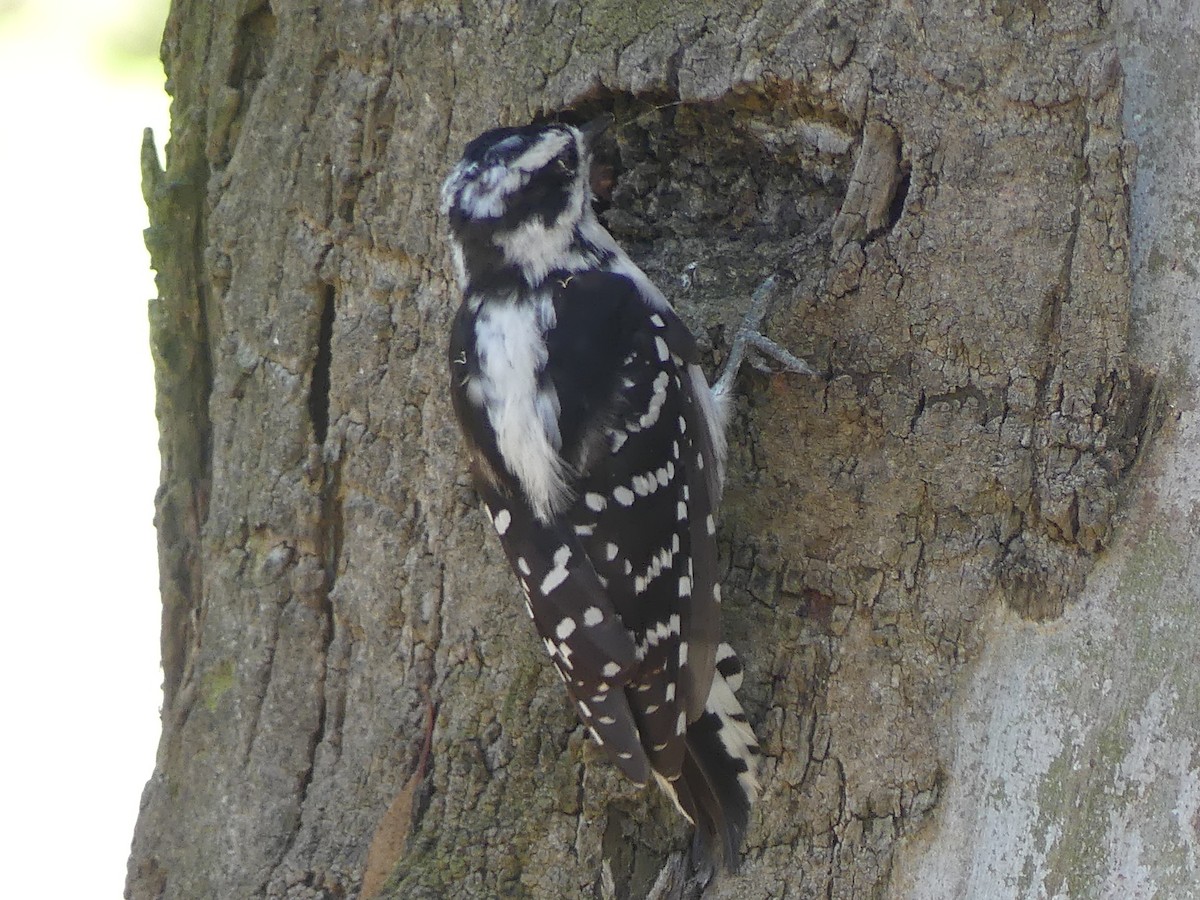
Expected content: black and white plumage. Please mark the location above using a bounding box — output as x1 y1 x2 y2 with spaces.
440 120 759 867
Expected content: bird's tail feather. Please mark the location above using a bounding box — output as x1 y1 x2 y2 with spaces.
657 643 759 870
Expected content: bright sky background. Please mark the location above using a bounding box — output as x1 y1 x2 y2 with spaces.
0 0 168 895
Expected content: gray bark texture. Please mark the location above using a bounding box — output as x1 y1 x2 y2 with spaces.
127 0 1199 898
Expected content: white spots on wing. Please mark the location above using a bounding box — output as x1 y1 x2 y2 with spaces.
679 641 689 667
618 751 633 760
588 726 603 745
679 576 692 598
585 492 607 512
654 336 669 361
608 461 680 515
605 543 619 562
657 463 673 487
538 544 572 594
672 441 680 460
645 704 659 714
583 606 604 626
636 371 671 431
634 543 676 594
574 523 595 536
650 551 664 579
706 514 716 536
672 533 681 553
676 711 687 736
682 486 689 501
678 415 687 434
696 451 704 470
677 501 688 521
649 314 665 328
638 615 681 658
492 508 511 535
610 429 628 453
598 715 616 725
523 598 534 619
557 642 574 668
517 557 531 575
623 559 633 575
602 661 622 678
713 584 722 603
556 617 576 640
578 700 591 717
541 566 569 594
665 682 676 702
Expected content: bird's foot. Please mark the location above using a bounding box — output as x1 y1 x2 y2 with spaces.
712 275 818 401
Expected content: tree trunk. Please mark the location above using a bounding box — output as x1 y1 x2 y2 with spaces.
128 1 1196 898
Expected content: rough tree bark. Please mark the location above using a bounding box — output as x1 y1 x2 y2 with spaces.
128 1 1198 898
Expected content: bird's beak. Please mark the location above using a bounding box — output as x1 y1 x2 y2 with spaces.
578 114 614 150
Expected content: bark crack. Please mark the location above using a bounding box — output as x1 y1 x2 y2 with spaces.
308 284 336 446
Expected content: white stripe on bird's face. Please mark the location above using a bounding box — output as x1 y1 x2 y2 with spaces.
494 209 592 285
507 129 573 176
441 127 576 221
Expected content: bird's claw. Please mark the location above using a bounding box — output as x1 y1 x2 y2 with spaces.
712 275 818 399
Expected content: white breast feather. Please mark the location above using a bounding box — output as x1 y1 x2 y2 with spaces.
474 296 572 521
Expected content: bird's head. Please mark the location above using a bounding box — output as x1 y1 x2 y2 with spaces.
440 118 613 287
